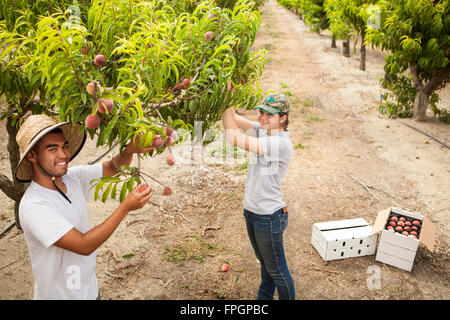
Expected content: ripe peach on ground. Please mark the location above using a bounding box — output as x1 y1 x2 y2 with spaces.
85 114 100 129
221 263 230 272
162 187 172 196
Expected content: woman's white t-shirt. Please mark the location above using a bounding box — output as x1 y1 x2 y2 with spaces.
19 164 103 300
243 123 292 215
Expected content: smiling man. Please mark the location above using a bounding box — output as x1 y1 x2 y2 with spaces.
15 114 154 300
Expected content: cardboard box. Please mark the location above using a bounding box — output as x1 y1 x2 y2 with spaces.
311 218 378 261
370 207 436 272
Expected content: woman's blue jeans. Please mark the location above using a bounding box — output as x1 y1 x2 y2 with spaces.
243 208 295 300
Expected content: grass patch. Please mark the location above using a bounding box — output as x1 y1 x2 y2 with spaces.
295 143 305 149
163 233 219 266
282 90 293 96
280 83 289 88
305 113 324 122
303 98 314 107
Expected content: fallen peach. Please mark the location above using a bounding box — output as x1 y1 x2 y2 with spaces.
162 187 172 196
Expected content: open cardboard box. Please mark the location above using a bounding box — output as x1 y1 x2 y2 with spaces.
370 207 436 271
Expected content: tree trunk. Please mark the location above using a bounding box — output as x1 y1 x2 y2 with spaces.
413 89 430 122
331 35 336 48
343 39 350 57
1 106 30 230
360 31 366 71
410 63 450 122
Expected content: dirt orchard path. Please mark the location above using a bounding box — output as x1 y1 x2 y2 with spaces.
0 0 449 300
252 0 449 299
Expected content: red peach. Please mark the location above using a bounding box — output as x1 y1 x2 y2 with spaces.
165 126 174 136
411 226 418 231
412 220 420 226
94 54 106 66
165 136 173 146
207 13 218 21
397 220 405 227
399 217 406 221
387 226 394 231
97 98 113 114
166 154 175 166
162 186 172 196
389 221 396 227
205 31 215 41
395 226 403 232
85 113 100 129
404 226 411 231
402 231 409 236
390 216 398 222
221 263 230 272
136 184 148 193
182 78 191 88
86 82 97 95
410 231 418 236
405 221 412 226
151 135 164 148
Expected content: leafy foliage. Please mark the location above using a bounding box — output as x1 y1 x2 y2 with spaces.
0 0 267 201
366 0 450 121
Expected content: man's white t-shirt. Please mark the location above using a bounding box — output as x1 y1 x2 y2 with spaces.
19 164 103 300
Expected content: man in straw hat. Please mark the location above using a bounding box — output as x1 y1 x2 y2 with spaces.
15 114 154 300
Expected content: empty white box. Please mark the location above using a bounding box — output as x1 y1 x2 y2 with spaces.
311 218 378 261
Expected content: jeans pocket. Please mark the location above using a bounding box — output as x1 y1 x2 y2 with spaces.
280 209 288 232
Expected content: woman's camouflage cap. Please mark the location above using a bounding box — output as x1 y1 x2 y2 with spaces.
253 93 290 114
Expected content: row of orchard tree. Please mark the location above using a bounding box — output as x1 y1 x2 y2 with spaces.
0 0 267 228
277 0 450 123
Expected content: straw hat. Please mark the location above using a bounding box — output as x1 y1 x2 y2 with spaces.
15 114 86 183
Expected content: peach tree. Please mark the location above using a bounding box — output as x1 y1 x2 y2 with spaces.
0 0 266 220
366 0 450 121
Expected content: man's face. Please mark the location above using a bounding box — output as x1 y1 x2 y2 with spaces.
30 132 71 177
